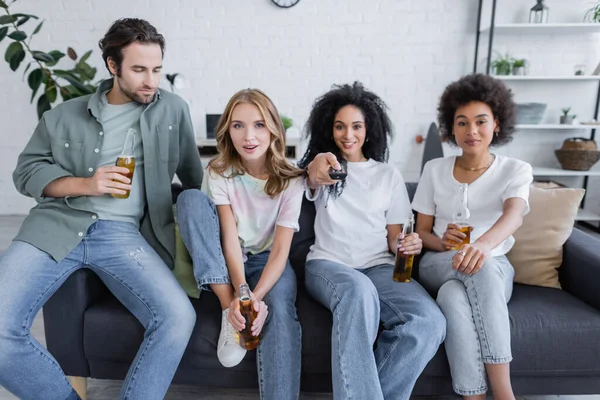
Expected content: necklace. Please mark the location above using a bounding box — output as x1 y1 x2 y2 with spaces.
457 155 495 172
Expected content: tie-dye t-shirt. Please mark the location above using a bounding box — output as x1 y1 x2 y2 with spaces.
206 168 305 258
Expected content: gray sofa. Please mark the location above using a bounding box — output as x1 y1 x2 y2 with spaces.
42 183 600 395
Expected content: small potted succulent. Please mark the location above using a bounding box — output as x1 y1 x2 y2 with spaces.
512 59 528 75
560 107 576 125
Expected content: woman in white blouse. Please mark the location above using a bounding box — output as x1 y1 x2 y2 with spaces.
412 73 533 400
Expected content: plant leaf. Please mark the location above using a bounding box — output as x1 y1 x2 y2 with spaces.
67 47 77 60
0 15 17 25
16 16 29 27
0 1 8 9
32 20 43 35
9 49 25 71
8 30 26 41
4 41 22 62
45 82 57 103
45 50 64 67
21 60 32 78
28 68 42 91
60 74 92 94
36 93 51 120
78 50 91 64
0 26 8 42
32 50 55 63
11 13 39 20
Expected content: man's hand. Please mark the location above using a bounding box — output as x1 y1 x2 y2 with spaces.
307 152 342 189
84 166 132 196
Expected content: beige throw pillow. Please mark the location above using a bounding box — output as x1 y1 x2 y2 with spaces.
507 183 584 289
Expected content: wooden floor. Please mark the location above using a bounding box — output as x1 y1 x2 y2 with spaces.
1 215 599 399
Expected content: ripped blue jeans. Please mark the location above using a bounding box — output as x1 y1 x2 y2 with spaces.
0 220 196 400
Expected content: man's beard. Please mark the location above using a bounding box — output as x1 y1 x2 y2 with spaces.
116 77 155 104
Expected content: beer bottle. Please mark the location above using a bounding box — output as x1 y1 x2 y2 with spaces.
112 128 136 199
236 283 260 350
451 183 473 250
393 215 415 282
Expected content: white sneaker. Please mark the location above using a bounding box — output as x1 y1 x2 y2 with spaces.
217 308 247 368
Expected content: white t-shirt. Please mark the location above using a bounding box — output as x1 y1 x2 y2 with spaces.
412 155 533 257
306 159 412 269
206 168 305 259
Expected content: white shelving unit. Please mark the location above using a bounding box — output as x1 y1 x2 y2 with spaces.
480 23 600 34
517 124 600 130
496 76 600 81
532 167 600 177
475 3 600 227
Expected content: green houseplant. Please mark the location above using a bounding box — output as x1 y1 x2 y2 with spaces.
280 114 293 131
560 107 576 125
491 52 514 76
1 0 99 119
584 2 600 22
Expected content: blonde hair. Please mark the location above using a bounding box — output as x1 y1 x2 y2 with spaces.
208 88 304 198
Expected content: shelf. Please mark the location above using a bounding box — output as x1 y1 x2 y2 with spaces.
495 75 600 81
516 124 600 130
480 23 600 34
576 209 600 222
532 167 600 177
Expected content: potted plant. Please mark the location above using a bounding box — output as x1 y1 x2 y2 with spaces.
512 59 527 75
560 107 577 125
584 2 600 22
491 52 514 76
280 114 293 131
0 1 99 119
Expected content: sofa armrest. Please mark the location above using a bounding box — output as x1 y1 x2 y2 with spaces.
42 268 108 376
560 228 600 311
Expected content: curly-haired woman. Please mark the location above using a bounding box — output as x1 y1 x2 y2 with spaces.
412 73 533 400
299 82 446 400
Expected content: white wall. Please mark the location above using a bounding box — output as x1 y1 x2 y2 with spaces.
1 0 599 216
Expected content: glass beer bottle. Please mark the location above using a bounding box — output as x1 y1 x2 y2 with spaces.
393 215 415 283
112 128 136 199
236 283 260 350
451 183 473 250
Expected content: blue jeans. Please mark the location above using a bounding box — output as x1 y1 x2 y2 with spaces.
177 189 302 400
418 250 515 396
0 221 196 400
305 259 446 400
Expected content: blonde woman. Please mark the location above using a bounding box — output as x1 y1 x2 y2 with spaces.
177 89 305 400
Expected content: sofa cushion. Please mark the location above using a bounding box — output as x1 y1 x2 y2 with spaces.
508 284 600 375
507 184 584 289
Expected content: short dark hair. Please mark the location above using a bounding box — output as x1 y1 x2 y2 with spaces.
98 18 165 76
438 73 516 146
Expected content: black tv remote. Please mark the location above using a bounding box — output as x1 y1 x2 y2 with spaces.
328 166 347 180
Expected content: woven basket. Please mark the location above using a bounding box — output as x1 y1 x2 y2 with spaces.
555 149 600 170
560 137 597 150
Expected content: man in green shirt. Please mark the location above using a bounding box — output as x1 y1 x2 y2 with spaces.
0 18 203 400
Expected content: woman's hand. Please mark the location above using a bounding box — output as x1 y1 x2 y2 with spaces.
307 152 341 189
452 241 492 275
228 291 269 336
397 232 423 255
441 223 467 251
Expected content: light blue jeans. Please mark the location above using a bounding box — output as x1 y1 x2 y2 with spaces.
418 250 515 396
0 220 196 400
305 259 446 400
177 189 302 400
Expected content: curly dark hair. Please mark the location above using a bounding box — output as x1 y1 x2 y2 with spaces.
298 81 393 200
438 73 516 146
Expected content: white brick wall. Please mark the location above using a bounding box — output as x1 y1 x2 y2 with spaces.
1 0 600 216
